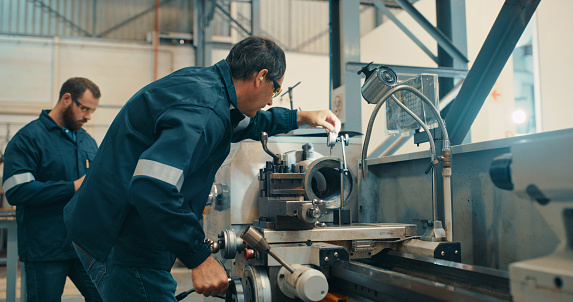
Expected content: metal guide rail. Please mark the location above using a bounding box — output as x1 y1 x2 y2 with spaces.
328 250 510 302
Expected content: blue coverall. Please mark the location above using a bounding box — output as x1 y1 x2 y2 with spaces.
63 60 297 299
2 110 102 301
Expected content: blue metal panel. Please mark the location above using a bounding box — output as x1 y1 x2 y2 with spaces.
445 0 541 145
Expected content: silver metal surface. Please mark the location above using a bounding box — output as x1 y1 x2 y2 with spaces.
360 65 398 104
220 229 243 259
330 260 507 302
277 264 328 302
204 136 362 229
241 265 272 302
303 156 352 209
362 129 573 269
260 223 417 244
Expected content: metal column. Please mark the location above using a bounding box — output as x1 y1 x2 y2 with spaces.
251 0 260 36
436 0 468 101
193 0 214 67
330 0 362 132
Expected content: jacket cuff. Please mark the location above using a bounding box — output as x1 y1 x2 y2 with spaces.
68 181 76 196
288 109 298 131
179 244 212 269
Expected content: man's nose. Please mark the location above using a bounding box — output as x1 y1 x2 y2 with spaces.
84 112 92 120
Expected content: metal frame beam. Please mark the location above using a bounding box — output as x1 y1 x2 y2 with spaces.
394 0 469 64
445 0 541 145
214 2 251 36
370 0 438 64
30 0 93 37
96 0 175 38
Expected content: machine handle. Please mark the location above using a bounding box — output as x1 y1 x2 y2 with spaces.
260 132 280 163
241 227 295 273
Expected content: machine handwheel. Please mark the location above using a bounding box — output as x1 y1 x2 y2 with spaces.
225 277 245 302
241 266 272 302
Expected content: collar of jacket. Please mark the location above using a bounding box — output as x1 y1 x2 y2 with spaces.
39 109 85 136
39 109 62 130
214 60 240 112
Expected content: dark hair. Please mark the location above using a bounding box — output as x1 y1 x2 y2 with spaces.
59 77 101 101
226 36 286 81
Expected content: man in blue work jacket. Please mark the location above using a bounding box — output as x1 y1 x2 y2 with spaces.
63 36 341 300
2 77 103 301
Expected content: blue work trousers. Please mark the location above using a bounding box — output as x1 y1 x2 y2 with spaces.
74 245 178 301
24 257 103 302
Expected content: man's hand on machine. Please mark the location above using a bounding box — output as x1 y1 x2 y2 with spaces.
297 110 342 134
191 255 229 297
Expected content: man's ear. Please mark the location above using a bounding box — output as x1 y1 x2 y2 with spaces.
61 92 73 105
254 69 269 88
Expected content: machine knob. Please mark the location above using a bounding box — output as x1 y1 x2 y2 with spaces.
490 153 513 190
277 264 328 302
307 208 321 219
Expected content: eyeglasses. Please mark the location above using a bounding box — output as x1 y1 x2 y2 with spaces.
71 95 96 114
271 79 282 98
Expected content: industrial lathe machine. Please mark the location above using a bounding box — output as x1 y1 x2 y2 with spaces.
198 65 573 301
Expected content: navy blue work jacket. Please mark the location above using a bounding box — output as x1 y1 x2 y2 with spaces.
2 110 98 261
64 60 297 270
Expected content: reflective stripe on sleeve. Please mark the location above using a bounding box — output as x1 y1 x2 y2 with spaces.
2 172 35 193
233 117 251 133
132 159 184 191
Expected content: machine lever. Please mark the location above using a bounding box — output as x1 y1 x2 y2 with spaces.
241 226 295 273
260 132 280 164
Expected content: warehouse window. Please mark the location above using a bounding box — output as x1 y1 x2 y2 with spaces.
512 16 541 135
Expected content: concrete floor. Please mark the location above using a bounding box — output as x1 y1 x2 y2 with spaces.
0 264 203 302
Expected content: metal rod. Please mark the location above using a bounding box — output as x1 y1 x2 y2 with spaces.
268 250 295 273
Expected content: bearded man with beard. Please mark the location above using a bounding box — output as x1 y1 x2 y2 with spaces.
2 77 103 302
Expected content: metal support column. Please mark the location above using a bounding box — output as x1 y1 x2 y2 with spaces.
251 0 260 36
445 0 541 145
193 0 214 67
436 0 468 101
330 0 362 132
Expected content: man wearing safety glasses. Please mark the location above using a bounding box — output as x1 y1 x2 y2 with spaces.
2 77 102 301
64 36 341 301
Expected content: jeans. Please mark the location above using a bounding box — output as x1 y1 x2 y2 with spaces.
24 258 103 302
74 245 178 302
